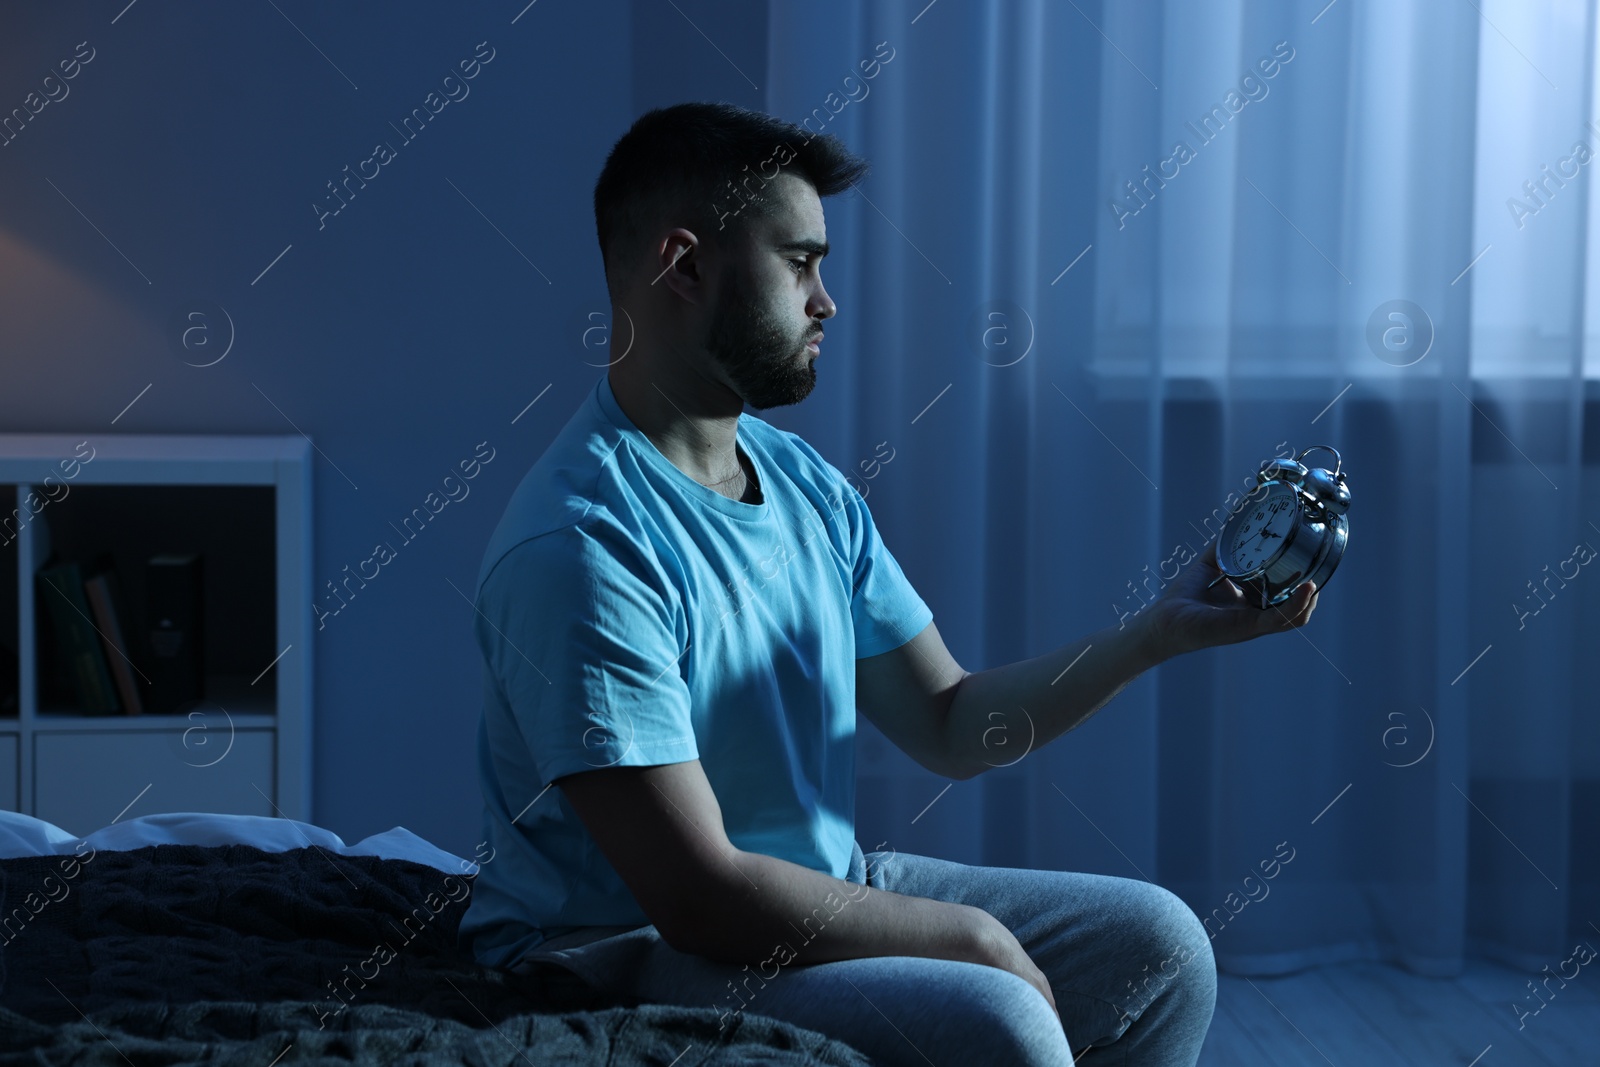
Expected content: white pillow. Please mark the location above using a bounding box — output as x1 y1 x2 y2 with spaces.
0 809 478 875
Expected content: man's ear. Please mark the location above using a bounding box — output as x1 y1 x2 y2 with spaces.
655 228 703 303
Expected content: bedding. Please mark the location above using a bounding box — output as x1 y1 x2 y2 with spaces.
0 811 873 1066
0 810 468 869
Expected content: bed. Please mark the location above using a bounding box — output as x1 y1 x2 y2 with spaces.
0 811 874 1066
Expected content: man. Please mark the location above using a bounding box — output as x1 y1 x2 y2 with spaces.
459 101 1318 1066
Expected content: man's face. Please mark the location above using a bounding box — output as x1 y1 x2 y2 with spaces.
704 176 834 411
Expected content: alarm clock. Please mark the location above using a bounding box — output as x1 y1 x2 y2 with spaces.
1208 445 1350 609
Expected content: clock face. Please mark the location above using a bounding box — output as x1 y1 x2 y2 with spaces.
1221 482 1298 575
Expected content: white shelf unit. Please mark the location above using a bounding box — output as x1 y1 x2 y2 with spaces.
0 434 312 834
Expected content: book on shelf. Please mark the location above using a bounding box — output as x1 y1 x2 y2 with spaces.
37 558 121 714
145 552 204 715
0 641 17 717
82 552 143 716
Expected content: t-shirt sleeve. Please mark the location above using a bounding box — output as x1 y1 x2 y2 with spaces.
839 482 935 658
474 523 699 786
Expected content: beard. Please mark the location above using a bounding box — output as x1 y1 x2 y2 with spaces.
705 267 819 411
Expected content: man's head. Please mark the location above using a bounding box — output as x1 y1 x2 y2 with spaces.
593 102 869 410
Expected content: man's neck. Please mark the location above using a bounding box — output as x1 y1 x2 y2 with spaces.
609 367 746 488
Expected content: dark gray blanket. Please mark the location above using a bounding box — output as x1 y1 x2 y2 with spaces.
0 843 872 1065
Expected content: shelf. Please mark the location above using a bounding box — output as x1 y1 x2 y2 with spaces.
0 502 14 721
33 672 275 726
0 434 305 484
0 433 311 826
27 713 277 732
28 487 277 717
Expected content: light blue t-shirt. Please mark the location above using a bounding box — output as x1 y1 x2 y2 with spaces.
457 374 934 969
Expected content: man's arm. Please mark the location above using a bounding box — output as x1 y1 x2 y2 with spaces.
856 617 1161 782
939 616 1163 780
555 759 1002 968
857 539 1320 781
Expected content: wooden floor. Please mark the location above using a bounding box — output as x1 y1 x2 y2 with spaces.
1195 959 1600 1066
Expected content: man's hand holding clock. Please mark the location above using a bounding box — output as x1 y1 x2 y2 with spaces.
1137 445 1348 661
1141 539 1320 660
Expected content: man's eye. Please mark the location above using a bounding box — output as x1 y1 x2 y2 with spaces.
789 259 807 275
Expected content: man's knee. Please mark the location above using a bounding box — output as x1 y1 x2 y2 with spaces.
1112 883 1217 1027
788 959 1072 1067
956 965 1074 1065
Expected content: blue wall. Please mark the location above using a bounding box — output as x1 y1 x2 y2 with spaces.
0 1 777 856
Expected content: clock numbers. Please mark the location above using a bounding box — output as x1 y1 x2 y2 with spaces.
1225 482 1298 575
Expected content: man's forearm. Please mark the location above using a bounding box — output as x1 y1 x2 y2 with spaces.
940 614 1168 780
674 847 986 969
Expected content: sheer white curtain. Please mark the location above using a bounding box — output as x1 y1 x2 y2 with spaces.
767 0 1598 976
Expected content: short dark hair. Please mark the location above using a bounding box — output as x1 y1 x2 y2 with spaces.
592 101 869 299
